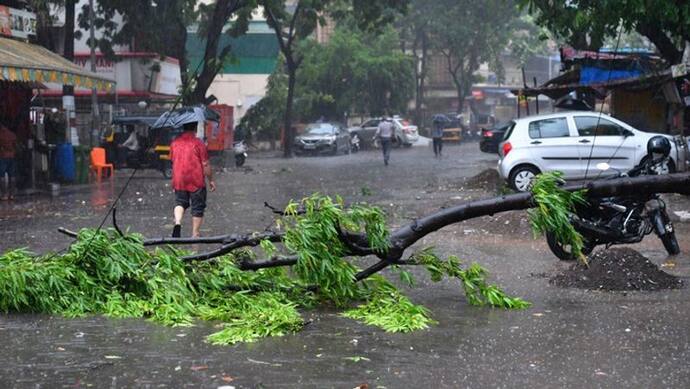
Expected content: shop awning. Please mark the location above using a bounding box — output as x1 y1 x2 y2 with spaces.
0 37 115 91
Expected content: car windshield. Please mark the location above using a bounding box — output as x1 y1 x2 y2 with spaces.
305 124 336 135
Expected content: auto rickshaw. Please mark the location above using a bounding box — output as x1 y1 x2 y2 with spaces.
106 116 181 178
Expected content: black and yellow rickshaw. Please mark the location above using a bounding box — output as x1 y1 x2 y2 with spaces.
107 116 182 178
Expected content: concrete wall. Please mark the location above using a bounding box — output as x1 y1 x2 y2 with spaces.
206 73 269 124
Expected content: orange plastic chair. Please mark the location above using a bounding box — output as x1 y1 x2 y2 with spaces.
89 147 114 182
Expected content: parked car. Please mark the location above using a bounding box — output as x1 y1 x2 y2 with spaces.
348 116 419 148
479 122 510 154
498 112 679 191
294 122 351 155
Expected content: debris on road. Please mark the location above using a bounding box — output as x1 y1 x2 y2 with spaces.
550 248 683 291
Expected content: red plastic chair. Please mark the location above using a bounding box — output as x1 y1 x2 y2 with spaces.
89 147 114 182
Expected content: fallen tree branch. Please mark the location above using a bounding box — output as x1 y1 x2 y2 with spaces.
335 224 375 256
389 172 690 252
58 227 78 239
181 232 284 262
143 235 235 246
59 172 690 283
238 255 299 271
112 208 125 238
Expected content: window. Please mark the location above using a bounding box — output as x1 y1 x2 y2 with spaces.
503 121 516 141
528 118 569 139
363 120 379 128
575 117 625 136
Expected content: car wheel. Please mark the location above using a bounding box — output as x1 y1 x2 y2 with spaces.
162 160 172 179
509 165 539 192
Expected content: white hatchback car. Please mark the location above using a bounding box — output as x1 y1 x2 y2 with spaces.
498 112 678 191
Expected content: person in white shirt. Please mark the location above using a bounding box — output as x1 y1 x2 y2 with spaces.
373 118 394 166
122 129 139 152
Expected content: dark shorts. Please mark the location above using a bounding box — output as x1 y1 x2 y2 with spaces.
0 158 16 178
175 187 207 217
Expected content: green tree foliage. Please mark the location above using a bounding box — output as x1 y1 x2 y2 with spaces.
77 0 256 104
0 195 528 345
519 0 690 64
258 0 408 157
428 0 520 111
528 172 588 262
240 24 414 140
297 25 414 120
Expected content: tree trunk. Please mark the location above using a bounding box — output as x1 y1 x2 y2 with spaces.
636 22 684 65
34 1 55 51
389 173 690 255
187 0 233 105
283 66 297 157
413 29 428 126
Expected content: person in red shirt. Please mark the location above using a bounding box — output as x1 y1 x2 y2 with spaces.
0 123 17 200
170 121 216 237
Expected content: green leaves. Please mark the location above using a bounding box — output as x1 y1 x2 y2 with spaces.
528 171 588 262
411 248 531 309
343 278 435 333
282 194 389 304
0 194 533 345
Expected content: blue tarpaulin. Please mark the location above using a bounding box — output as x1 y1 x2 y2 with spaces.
580 66 641 85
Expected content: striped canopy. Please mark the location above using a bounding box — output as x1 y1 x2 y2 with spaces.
0 37 115 91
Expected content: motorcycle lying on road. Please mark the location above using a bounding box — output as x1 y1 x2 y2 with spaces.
546 136 680 261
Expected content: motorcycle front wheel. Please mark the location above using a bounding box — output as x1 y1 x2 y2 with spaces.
546 232 594 261
660 232 680 255
235 154 246 167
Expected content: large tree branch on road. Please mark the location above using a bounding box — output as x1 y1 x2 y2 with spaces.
59 173 690 281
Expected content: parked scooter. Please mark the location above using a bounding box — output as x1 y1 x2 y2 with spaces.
546 136 679 260
234 140 248 167
350 133 360 153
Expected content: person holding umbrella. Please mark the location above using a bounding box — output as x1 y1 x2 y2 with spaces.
431 115 446 158
170 121 216 238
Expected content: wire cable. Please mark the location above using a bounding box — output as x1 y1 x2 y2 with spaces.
582 23 624 182
66 54 209 259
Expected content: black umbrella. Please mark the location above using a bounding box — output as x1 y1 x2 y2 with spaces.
431 114 450 123
554 95 593 111
152 105 220 129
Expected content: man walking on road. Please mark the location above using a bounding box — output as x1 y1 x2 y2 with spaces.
170 121 216 238
374 118 394 166
431 117 444 158
0 123 17 200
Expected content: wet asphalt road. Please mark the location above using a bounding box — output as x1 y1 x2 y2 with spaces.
1 142 690 388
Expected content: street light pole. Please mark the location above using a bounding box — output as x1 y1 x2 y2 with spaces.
89 0 100 147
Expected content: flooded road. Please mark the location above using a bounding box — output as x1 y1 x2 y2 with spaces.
2 143 690 388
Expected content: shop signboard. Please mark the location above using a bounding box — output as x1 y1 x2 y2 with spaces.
150 59 182 96
0 7 36 39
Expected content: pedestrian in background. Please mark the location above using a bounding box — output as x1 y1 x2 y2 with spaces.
431 116 444 158
0 123 17 200
374 117 394 166
170 121 216 238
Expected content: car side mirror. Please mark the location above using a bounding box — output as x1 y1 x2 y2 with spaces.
623 129 633 137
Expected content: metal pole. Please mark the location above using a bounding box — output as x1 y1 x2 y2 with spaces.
533 77 539 114
89 0 100 147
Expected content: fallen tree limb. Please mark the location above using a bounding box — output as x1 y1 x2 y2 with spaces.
181 232 284 261
58 172 690 282
389 172 690 256
238 255 299 271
